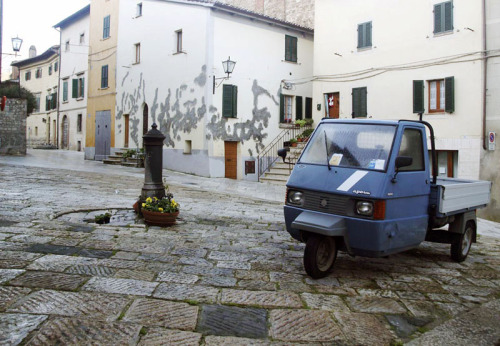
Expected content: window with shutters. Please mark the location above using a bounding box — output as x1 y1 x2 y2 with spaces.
305 97 313 119
176 30 183 53
136 2 143 17
222 84 238 118
285 35 297 63
63 80 69 102
65 40 70 52
413 80 425 114
434 1 453 34
428 77 454 113
103 15 111 39
36 68 42 79
73 75 85 99
54 62 58 72
101 65 109 89
279 95 293 123
25 71 31 81
295 96 303 120
352 87 367 117
357 22 372 49
34 93 41 113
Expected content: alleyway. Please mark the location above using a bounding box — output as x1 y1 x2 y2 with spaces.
0 150 499 345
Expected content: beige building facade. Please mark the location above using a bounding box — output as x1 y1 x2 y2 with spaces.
12 46 60 148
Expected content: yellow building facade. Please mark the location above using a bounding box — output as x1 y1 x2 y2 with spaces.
85 0 119 160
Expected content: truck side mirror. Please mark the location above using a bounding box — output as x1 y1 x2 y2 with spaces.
395 156 413 169
278 148 289 162
392 156 413 183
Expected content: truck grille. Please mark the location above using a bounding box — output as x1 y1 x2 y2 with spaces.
301 191 350 215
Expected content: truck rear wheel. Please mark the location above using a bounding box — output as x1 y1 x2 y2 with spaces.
450 222 474 262
304 234 337 279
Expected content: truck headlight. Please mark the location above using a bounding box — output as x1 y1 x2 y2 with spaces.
356 201 374 216
288 190 304 206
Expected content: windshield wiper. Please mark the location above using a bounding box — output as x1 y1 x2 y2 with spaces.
324 131 331 171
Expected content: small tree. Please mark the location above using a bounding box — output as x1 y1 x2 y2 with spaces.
0 83 37 115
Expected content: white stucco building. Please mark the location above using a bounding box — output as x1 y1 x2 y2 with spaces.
311 0 486 181
54 5 90 152
113 0 313 180
12 46 60 148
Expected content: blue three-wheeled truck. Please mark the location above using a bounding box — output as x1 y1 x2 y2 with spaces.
281 119 491 278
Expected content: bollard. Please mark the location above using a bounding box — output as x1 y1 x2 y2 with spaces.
141 123 166 200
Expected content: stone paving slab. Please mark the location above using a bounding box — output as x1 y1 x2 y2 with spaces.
0 313 48 345
334 311 395 346
8 271 88 291
0 286 31 311
81 277 158 296
7 290 129 320
138 328 202 346
153 283 220 304
269 309 342 342
197 304 267 338
27 317 141 345
0 269 25 284
221 289 303 308
123 298 198 330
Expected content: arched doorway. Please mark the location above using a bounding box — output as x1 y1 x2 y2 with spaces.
61 115 69 149
143 103 149 144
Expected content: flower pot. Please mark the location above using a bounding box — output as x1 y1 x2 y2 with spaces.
291 142 297 147
133 201 139 214
142 210 179 226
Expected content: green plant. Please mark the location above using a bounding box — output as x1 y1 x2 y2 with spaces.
0 83 37 114
304 118 314 126
95 212 111 224
295 119 306 127
289 138 298 143
301 128 314 138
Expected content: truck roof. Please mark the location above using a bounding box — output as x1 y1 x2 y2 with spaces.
319 118 423 127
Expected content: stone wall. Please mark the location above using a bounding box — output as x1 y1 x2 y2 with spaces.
0 98 27 156
221 0 315 28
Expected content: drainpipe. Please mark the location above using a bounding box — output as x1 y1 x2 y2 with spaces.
482 0 488 150
55 28 62 149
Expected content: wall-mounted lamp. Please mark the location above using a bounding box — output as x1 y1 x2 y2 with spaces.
12 36 23 57
213 56 236 94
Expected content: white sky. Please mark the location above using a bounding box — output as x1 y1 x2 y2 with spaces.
1 0 90 78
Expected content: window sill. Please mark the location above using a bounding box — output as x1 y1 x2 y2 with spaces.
99 87 109 90
173 51 186 55
132 62 140 65
62 101 69 104
102 36 111 41
76 97 84 101
433 30 454 37
357 46 372 52
282 60 299 65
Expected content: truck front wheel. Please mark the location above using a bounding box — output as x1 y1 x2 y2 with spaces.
304 234 337 279
450 222 474 262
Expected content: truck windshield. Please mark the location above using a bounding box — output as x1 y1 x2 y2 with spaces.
299 123 396 171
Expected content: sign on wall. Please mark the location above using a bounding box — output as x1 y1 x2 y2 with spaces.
488 132 496 151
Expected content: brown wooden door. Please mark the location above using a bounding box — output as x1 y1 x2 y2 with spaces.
326 92 340 119
124 114 129 148
225 141 237 179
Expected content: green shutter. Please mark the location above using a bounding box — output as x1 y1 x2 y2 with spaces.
445 76 454 113
285 35 297 62
291 36 297 62
413 80 425 113
222 84 233 118
357 24 363 48
46 96 50 111
444 2 453 31
305 97 312 119
52 93 57 110
434 4 442 33
72 79 78 98
366 22 372 47
280 94 285 123
80 78 85 98
295 96 303 120
352 87 367 117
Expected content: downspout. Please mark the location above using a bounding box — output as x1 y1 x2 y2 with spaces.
482 0 487 150
55 28 62 149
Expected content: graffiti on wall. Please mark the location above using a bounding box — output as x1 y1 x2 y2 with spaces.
116 65 274 154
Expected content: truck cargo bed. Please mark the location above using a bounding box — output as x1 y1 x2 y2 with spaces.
430 178 491 216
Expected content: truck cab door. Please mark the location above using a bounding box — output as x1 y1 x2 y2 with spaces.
387 126 430 249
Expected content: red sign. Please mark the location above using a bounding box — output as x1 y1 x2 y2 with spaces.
1 96 7 111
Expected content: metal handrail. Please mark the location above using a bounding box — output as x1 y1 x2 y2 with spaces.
257 124 311 181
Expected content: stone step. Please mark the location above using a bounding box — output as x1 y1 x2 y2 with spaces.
121 162 143 168
102 158 122 165
260 175 288 184
108 155 123 160
261 173 289 182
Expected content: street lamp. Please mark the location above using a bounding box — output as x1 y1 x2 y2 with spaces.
11 36 22 56
213 56 236 94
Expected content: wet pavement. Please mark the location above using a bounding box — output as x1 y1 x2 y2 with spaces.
0 149 499 345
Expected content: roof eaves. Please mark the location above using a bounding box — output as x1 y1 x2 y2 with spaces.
11 46 60 68
53 5 90 29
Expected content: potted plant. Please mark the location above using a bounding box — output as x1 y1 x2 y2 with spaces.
305 118 314 126
295 119 306 127
289 138 298 147
140 186 180 226
301 128 314 142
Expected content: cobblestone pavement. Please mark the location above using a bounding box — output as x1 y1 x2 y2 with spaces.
0 150 499 345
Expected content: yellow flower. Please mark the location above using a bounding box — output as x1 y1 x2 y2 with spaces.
141 203 146 207
146 197 152 203
158 208 163 212
154 197 158 201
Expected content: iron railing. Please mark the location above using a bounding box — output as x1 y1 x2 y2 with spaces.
257 124 311 181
